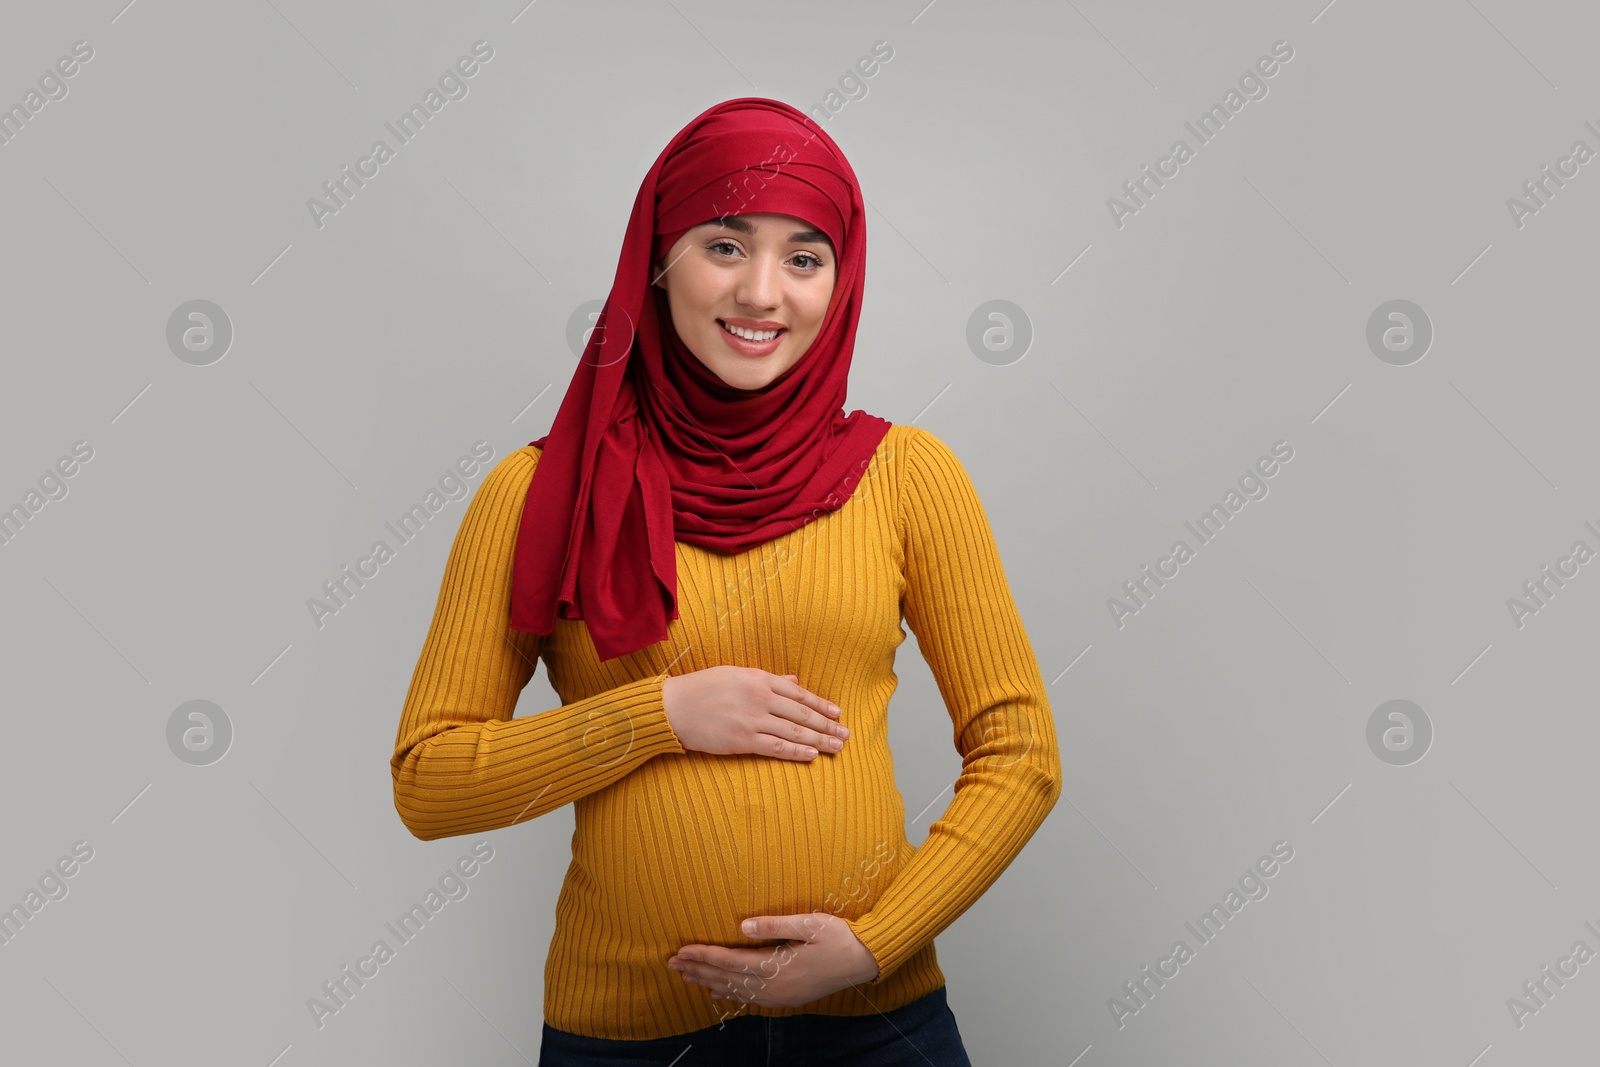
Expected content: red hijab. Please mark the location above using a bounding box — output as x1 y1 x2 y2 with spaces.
508 97 892 662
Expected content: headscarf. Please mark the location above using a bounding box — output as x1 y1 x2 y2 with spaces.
507 97 891 662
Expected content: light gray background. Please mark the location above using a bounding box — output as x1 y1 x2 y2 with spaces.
2 1 1596 1064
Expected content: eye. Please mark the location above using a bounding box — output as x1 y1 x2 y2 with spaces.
705 240 826 271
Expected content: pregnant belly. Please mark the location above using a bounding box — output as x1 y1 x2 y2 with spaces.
571 746 913 947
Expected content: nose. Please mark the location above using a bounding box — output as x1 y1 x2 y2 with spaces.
734 251 782 312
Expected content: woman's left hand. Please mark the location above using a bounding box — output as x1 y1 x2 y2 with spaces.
669 912 879 1008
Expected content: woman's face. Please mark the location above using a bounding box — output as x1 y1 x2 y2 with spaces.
652 212 836 391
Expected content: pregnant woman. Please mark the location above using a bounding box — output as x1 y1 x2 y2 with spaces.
391 97 1061 1065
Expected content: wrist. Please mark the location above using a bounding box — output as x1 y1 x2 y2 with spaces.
660 675 677 719
845 925 880 983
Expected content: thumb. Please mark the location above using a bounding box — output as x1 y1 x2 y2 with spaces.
743 913 829 940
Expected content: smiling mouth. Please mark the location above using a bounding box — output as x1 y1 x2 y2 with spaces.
718 320 786 342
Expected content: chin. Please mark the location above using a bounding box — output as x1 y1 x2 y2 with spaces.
695 342 797 391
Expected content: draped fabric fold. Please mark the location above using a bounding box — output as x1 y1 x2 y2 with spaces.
508 97 891 661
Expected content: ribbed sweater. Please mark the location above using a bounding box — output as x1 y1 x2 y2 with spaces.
390 423 1061 1040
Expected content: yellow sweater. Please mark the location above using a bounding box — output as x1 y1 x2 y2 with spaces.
391 423 1061 1040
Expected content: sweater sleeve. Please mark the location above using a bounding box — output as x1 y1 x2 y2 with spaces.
391 447 686 842
845 427 1063 983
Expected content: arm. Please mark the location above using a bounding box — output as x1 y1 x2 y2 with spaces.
391 448 686 841
845 427 1063 983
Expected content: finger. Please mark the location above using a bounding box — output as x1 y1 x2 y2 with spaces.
757 715 842 760
679 959 767 998
768 691 851 745
755 731 820 762
775 676 844 721
745 913 832 944
709 973 765 1004
720 937 800 982
681 945 763 973
705 943 803 983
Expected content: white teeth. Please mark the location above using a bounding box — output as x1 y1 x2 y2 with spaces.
722 322 780 342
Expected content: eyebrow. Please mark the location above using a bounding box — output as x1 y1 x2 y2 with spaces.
705 215 831 246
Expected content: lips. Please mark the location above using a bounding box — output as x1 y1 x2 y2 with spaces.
718 319 786 341
716 319 786 356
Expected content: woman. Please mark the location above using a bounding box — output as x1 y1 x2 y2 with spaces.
391 97 1061 1065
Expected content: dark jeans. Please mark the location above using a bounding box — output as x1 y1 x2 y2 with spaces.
538 985 973 1066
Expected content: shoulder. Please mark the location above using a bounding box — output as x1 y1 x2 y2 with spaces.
468 444 543 513
879 425 985 534
882 424 970 489
483 444 542 485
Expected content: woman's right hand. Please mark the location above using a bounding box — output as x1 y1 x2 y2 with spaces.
662 666 850 762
